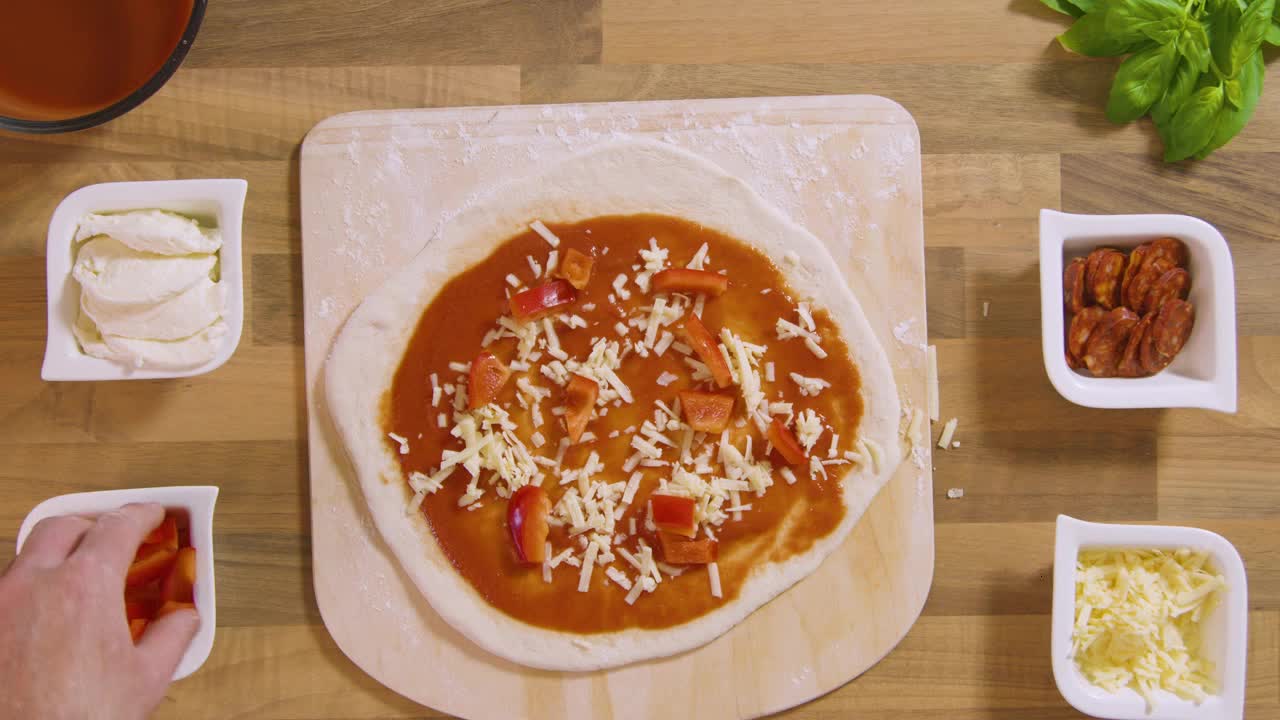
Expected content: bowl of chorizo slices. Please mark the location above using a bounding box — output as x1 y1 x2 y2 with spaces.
1039 210 1237 413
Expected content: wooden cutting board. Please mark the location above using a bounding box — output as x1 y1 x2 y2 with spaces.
300 95 933 720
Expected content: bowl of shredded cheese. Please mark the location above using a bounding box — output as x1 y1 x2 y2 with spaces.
1052 515 1247 720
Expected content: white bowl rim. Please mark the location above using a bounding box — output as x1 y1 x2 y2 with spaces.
40 178 247 381
16 486 219 681
1051 514 1248 720
1039 209 1237 413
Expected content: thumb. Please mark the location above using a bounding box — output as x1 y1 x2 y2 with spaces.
137 608 201 684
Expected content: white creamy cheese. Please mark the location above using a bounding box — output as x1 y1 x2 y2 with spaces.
73 236 215 307
79 316 230 371
75 210 222 255
71 210 227 370
81 277 224 341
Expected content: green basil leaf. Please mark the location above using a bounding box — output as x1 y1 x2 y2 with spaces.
1060 12 1145 55
1224 78 1243 107
1108 0 1185 24
1059 0 1183 55
1139 14 1184 44
1106 43 1180 123
1164 84 1226 161
1209 0 1243 70
1152 59 1203 128
1265 19 1280 44
1071 0 1100 12
1227 0 1274 74
1195 50 1265 157
1177 19 1213 72
1040 0 1088 17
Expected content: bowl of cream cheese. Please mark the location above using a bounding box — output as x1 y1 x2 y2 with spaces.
42 179 246 381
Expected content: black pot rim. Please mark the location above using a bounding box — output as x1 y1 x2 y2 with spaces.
0 0 208 135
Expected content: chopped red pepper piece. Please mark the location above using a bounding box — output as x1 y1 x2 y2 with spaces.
468 351 511 410
555 248 594 290
125 600 151 621
507 486 552 564
156 600 196 618
161 547 197 604
767 418 807 466
657 532 719 565
126 544 178 588
510 280 577 322
652 269 728 297
129 618 148 643
650 494 698 538
142 515 179 551
563 374 598 444
683 315 733 389
678 390 735 433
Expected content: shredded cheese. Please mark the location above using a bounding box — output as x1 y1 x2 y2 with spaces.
938 417 959 449
530 220 560 247
789 372 831 397
708 562 723 598
907 408 926 449
388 432 410 455
794 409 824 452
1073 548 1224 708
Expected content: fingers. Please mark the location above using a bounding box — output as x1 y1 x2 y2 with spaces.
136 608 200 684
13 515 94 571
73 503 165 578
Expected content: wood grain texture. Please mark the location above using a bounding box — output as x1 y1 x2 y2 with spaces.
0 0 1276 718
601 0 1080 65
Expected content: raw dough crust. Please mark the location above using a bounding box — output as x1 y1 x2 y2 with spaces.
325 140 903 671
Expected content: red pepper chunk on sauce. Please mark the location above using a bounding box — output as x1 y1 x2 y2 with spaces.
678 390 735 433
767 418 807 466
652 268 728 297
555 248 594 290
509 280 577 322
650 494 698 538
682 314 733 389
507 486 552 564
468 351 511 410
563 374 598 444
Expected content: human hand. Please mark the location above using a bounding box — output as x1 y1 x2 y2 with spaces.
0 503 200 720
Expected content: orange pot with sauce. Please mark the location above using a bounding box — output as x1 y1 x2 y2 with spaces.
0 0 206 133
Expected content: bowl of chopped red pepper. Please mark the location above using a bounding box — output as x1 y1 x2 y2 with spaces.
15 485 218 680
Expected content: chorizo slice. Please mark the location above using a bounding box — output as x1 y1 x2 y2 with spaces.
1067 306 1107 364
1083 307 1140 378
1117 312 1155 378
1120 243 1151 308
1148 237 1189 269
1141 267 1190 315
1088 249 1126 310
1125 261 1165 314
1082 248 1119 305
1141 299 1195 374
1063 257 1087 314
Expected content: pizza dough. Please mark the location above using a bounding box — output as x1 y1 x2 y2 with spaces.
324 140 903 670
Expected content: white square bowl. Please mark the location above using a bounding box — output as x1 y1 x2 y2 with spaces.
1052 515 1248 720
1039 209 1236 412
15 486 219 681
41 178 248 381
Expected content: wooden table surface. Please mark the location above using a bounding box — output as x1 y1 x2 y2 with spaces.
1 2 1277 718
